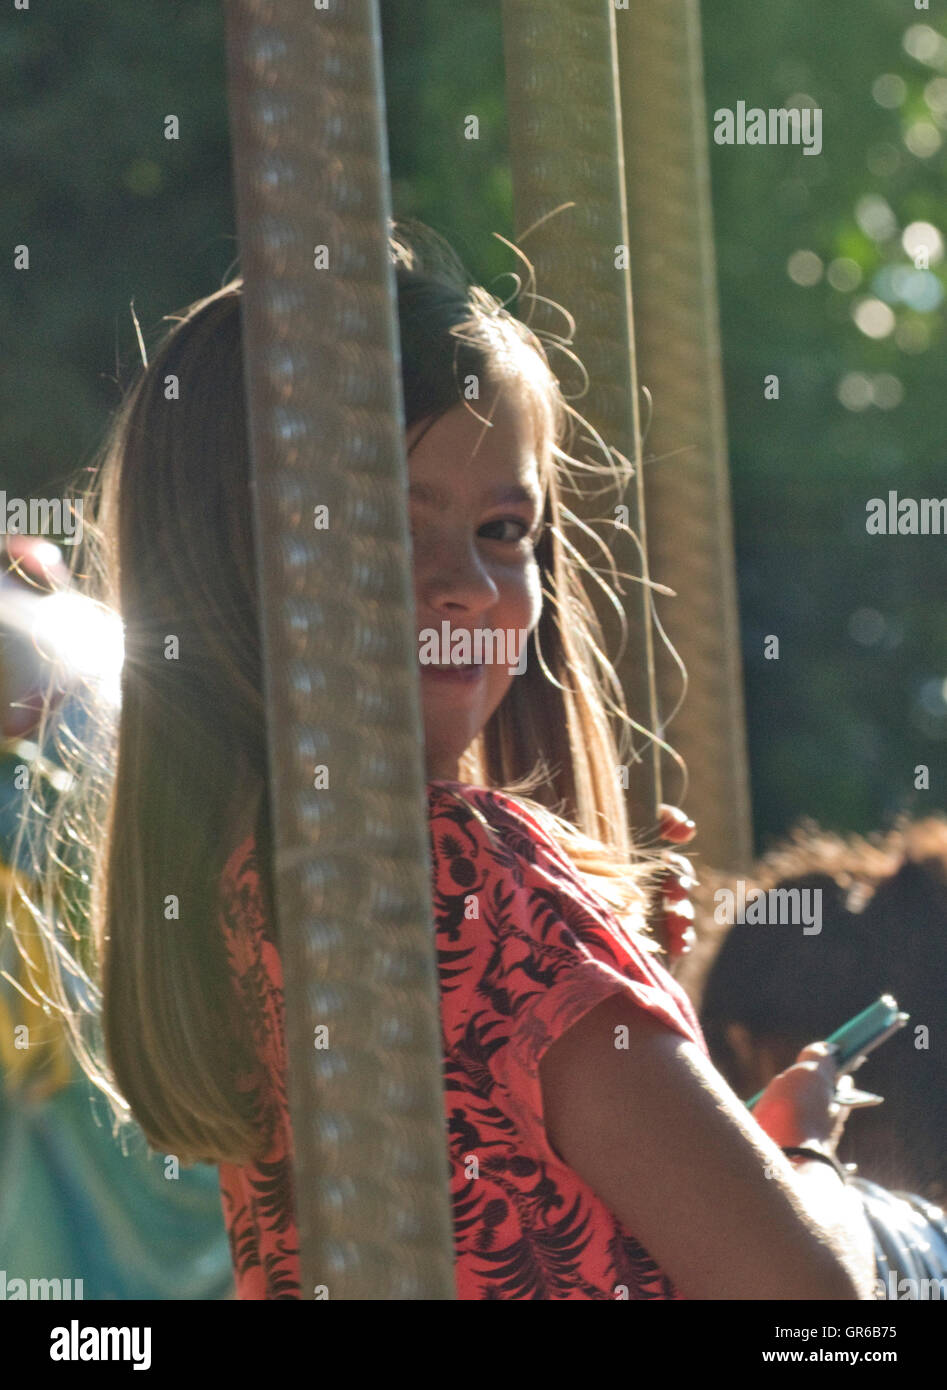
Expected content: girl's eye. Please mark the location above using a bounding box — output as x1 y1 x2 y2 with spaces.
479 518 533 543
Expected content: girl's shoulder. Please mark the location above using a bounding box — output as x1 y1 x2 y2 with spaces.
222 832 258 888
426 778 709 1063
426 778 572 864
425 778 635 923
219 833 271 967
219 778 644 958
220 781 579 870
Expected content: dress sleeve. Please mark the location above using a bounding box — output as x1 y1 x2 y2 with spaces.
427 782 708 1170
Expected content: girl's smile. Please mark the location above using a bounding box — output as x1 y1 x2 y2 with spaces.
421 659 486 683
406 388 545 780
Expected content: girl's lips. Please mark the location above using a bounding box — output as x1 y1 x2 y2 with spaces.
420 662 485 683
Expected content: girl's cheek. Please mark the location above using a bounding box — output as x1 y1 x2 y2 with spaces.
522 559 544 628
494 559 539 616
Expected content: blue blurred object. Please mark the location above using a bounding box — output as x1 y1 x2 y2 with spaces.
0 535 233 1300
0 1073 233 1299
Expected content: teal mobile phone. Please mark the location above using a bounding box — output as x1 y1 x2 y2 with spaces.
745 994 909 1112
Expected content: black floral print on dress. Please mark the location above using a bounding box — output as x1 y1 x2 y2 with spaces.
217 780 711 1299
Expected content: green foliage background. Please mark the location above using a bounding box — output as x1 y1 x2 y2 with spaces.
2 0 945 852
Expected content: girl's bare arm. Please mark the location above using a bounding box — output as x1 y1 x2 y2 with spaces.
539 993 876 1300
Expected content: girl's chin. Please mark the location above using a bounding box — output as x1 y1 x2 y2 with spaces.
424 759 463 782
423 733 474 782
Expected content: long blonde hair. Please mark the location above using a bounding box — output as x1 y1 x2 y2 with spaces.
6 219 668 1166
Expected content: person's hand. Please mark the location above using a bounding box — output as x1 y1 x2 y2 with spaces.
655 804 697 957
752 1041 852 1153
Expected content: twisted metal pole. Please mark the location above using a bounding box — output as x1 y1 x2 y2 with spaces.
502 0 662 839
616 0 753 871
224 1 454 1299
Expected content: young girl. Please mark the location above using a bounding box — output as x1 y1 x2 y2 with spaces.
13 220 875 1300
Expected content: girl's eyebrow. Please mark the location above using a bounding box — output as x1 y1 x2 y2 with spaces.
409 481 541 508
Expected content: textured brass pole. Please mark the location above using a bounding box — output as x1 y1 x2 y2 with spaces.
224 2 455 1299
502 0 662 840
615 0 754 871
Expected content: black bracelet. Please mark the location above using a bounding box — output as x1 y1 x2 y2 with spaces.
782 1146 849 1183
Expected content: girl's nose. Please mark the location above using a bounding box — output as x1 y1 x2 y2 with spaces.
417 543 499 614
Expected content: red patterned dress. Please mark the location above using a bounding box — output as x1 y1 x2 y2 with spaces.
217 779 711 1299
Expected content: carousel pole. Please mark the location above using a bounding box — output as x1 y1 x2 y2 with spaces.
502 0 663 843
503 0 753 872
615 0 754 871
224 1 455 1299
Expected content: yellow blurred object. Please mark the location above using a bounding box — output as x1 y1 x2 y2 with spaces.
0 861 73 1099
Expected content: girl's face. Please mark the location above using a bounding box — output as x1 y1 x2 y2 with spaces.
407 389 546 781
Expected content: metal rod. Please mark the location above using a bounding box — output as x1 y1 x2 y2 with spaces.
502 0 662 838
616 0 754 871
224 0 455 1299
